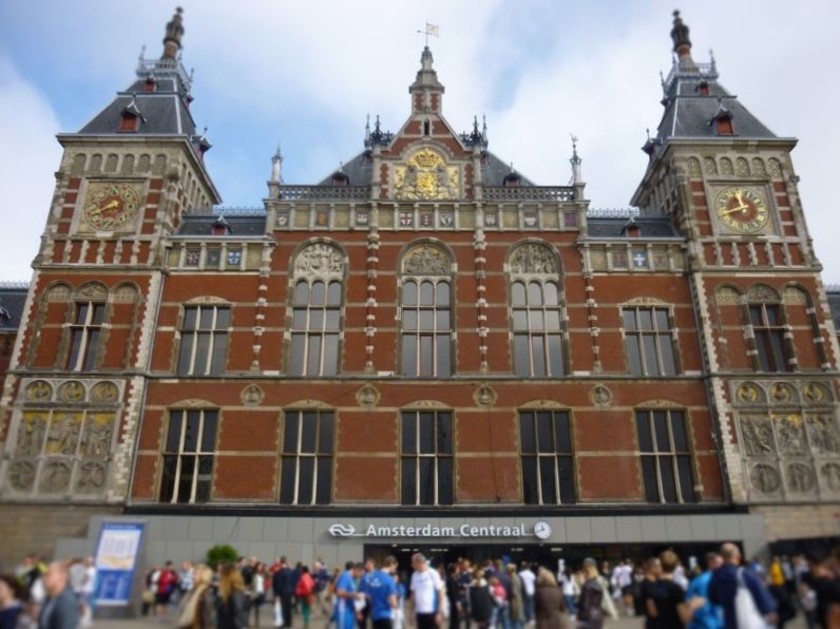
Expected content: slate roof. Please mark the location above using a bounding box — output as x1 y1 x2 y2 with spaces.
0 285 29 331
175 214 267 237
585 216 681 239
827 288 840 332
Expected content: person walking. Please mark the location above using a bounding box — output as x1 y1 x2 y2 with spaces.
533 567 571 629
217 564 248 629
295 565 315 629
708 543 777 628
0 574 25 629
360 556 398 629
576 558 605 629
407 554 444 629
684 552 723 629
37 561 79 629
174 564 216 628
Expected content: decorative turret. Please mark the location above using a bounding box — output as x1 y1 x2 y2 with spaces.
162 7 185 59
270 145 283 183
670 10 694 68
409 46 445 114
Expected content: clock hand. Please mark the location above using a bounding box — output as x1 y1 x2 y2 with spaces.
721 204 750 216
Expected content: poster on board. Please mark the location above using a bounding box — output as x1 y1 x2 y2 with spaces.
93 521 145 607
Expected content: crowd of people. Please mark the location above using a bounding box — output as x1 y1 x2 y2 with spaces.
3 543 840 627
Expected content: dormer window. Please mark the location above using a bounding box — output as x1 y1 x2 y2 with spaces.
622 218 641 238
144 76 157 93
119 112 140 132
697 81 710 96
711 100 735 136
716 117 734 135
423 120 431 136
211 216 230 236
331 171 349 186
503 172 521 188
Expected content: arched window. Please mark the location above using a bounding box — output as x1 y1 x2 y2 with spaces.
508 243 566 377
399 243 453 377
289 242 345 376
67 283 109 371
745 285 792 372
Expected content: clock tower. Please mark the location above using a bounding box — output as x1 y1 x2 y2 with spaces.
0 8 220 508
632 12 840 538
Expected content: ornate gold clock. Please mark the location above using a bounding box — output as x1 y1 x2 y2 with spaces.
715 187 769 233
83 182 141 230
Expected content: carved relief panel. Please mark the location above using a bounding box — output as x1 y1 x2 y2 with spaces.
393 148 460 200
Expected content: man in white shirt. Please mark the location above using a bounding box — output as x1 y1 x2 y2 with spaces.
518 562 536 623
407 553 444 629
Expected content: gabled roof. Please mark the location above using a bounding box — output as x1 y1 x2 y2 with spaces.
78 89 196 136
0 284 29 331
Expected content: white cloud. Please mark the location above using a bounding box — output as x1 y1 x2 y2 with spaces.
0 58 61 282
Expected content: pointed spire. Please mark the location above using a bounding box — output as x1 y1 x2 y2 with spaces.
270 144 283 183
670 10 691 58
364 114 371 145
162 7 185 60
421 46 434 71
570 135 583 185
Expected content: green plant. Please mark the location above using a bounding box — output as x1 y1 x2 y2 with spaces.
205 544 238 568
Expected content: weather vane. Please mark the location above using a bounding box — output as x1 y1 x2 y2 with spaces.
417 22 439 47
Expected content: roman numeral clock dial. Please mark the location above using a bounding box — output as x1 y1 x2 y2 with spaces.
715 187 769 234
82 182 141 231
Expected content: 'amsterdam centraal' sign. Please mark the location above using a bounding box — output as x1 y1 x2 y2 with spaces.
328 521 552 540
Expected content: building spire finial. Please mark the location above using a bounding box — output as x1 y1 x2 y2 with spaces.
270 143 283 183
570 134 583 184
162 7 185 60
670 10 692 62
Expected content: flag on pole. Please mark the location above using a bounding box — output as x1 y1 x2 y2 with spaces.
426 23 439 38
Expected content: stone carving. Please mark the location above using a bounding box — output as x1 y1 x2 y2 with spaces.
76 461 107 493
76 283 108 300
474 385 497 407
81 414 114 457
46 285 71 302
803 382 829 404
750 463 781 494
58 381 86 403
720 157 734 175
394 149 460 200
90 381 119 404
7 460 37 492
715 287 741 306
589 384 613 407
776 414 806 455
294 243 345 279
820 462 840 491
16 413 47 456
703 157 718 175
740 416 774 456
356 384 380 409
767 158 783 178
735 157 750 177
403 245 450 276
806 415 840 454
787 462 815 493
746 284 778 302
736 382 763 404
509 244 557 275
46 413 82 455
25 381 53 402
39 460 72 493
240 384 264 407
782 287 808 306
687 157 701 178
770 383 796 404
752 158 767 176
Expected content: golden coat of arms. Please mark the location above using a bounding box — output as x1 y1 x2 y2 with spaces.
394 148 460 200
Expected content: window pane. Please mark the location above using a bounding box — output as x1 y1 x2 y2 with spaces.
327 281 342 306
298 458 314 505
511 282 526 306
402 413 417 454
643 335 660 376
641 457 659 502
401 458 416 505
677 456 694 502
291 334 307 375
769 334 787 372
301 412 317 453
519 413 536 453
436 310 450 330
403 281 417 306
548 335 563 376
325 310 340 329
283 413 300 454
514 335 530 376
307 335 322 375
529 311 544 330
91 304 106 324
749 306 763 326
558 456 576 503
311 281 326 306
323 336 338 375
177 456 195 503
418 413 434 453
83 331 99 370
438 458 453 504
292 309 307 329
195 333 210 374
638 309 654 331
539 457 558 504
419 281 434 306
402 335 417 376
436 282 450 306
543 282 558 305
622 309 637 330
765 305 780 326
653 412 670 451
522 457 538 504
660 457 678 503
660 336 676 375
419 310 434 331
210 333 227 374
216 308 230 329
159 455 177 502
199 308 214 329
402 309 419 331
166 412 183 452
545 311 560 330
420 336 433 376
201 412 217 452
183 307 197 330
280 457 297 503
654 309 669 330
316 457 332 504
67 330 83 369
196 456 213 503
436 335 451 377
536 413 553 453
636 413 653 452
531 336 546 377
294 281 309 305
76 303 89 324
418 458 435 504
626 337 642 375
437 413 452 454
554 413 572 453
527 282 543 306
513 310 527 331
671 413 688 451
318 414 334 454
309 309 324 329
183 411 200 452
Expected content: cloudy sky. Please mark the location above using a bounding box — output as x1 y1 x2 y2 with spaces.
1 0 838 284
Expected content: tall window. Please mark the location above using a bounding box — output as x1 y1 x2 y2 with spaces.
749 303 790 372
635 409 696 504
67 301 106 371
511 281 564 376
622 306 677 376
401 410 453 505
401 280 452 377
519 410 576 504
159 409 218 504
290 280 341 376
177 305 230 375
280 411 334 505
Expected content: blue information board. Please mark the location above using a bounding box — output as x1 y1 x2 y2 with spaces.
93 521 145 606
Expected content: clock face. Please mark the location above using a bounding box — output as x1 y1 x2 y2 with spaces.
715 187 769 233
83 182 141 230
533 520 552 540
